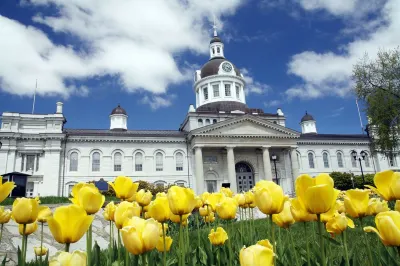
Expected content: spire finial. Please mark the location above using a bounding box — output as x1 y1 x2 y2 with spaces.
212 14 218 37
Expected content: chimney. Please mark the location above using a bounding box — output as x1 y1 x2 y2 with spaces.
56 102 63 114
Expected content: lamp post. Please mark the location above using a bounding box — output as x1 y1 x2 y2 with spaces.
351 150 366 186
271 154 279 185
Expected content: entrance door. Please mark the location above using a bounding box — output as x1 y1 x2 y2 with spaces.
206 180 217 193
235 162 254 192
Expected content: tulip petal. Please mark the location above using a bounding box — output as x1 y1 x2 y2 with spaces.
373 170 394 200
305 184 334 214
47 217 65 243
0 182 15 203
376 215 400 246
295 174 315 208
346 217 355 228
73 215 94 243
315 173 334 187
69 250 87 265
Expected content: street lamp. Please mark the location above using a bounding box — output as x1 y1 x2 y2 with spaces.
351 150 366 186
271 154 279 185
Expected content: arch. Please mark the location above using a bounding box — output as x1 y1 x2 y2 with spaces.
174 180 186 187
235 161 254 192
351 152 357 167
336 151 344 168
198 119 203 127
155 151 164 171
67 148 81 157
205 119 210 125
154 180 167 188
307 151 315 169
175 152 184 171
112 149 124 157
91 151 101 172
89 149 103 156
213 119 217 124
69 151 79 172
322 151 330 168
363 151 371 167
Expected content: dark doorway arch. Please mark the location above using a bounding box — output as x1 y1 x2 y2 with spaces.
235 162 254 192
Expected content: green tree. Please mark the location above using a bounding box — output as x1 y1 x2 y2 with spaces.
353 48 400 161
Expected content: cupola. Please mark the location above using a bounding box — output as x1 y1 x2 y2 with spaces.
300 112 317 134
110 104 128 131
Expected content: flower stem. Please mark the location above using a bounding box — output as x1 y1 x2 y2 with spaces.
227 222 233 266
342 231 350 266
118 229 122 263
289 228 300 266
0 224 3 245
65 243 70 252
270 215 276 266
109 221 112 263
397 246 400 258
142 253 148 266
359 217 373 266
162 222 167 266
40 222 44 265
217 246 221 266
317 214 326 266
87 223 92 266
195 213 200 248
21 224 26 266
179 215 184 266
125 245 129 266
304 222 311 266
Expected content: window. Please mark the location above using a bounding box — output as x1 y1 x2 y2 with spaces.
212 48 215 54
92 152 100 172
337 152 344 168
308 153 315 169
154 181 166 189
176 181 185 187
26 155 35 172
205 119 210 125
135 153 143 171
114 152 122 171
198 119 203 127
213 119 217 124
176 152 183 171
364 153 370 167
351 155 357 167
213 84 219 97
236 85 240 99
156 152 163 171
323 152 329 168
70 152 78 172
225 84 231 96
217 47 220 53
203 87 208 100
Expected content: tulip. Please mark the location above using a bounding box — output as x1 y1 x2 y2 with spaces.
326 213 355 235
103 201 117 221
272 201 295 229
34 246 48 256
156 235 173 252
216 197 238 220
366 170 400 201
156 192 167 198
195 196 203 209
199 206 209 217
205 192 224 212
12 197 39 224
244 190 255 206
167 186 197 215
366 198 390 216
234 193 246 207
0 178 15 203
220 187 233 197
169 212 190 224
121 217 159 255
254 181 287 215
321 205 338 223
114 201 141 229
158 222 169 236
71 185 105 215
19 221 38 235
208 227 228 246
290 198 317 222
201 192 210 203
257 239 274 249
136 189 152 207
396 200 400 212
364 211 400 246
108 176 139 200
148 195 170 223
204 211 215 223
240 242 274 266
344 189 369 218
49 250 87 266
37 206 52 223
0 207 11 224
336 200 345 213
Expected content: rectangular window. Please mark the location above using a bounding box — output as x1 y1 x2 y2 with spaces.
135 153 143 171
176 153 184 171
203 87 208 100
213 84 219 97
236 85 240 99
114 153 122 171
156 153 163 171
225 84 231 96
26 155 35 172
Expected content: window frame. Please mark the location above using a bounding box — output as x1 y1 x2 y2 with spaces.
92 152 101 172
203 87 208 100
176 152 184 171
308 152 315 169
213 84 220 97
198 119 203 127
322 152 330 168
135 152 143 172
235 85 240 99
69 152 79 172
224 84 231 97
114 152 122 172
155 152 164 172
337 152 344 168
26 154 35 172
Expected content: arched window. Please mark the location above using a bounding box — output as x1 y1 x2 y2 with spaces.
205 119 210 125
212 48 215 54
92 152 100 172
217 47 220 53
351 154 357 167
198 119 203 127
364 153 370 167
323 152 329 168
308 153 315 169
114 152 122 171
70 152 78 172
337 152 344 168
203 87 208 100
135 152 143 171
213 119 217 124
154 180 167 189
176 152 183 171
156 152 163 171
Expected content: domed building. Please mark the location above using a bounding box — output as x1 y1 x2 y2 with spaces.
0 28 388 198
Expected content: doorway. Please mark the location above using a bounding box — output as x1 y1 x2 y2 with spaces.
235 162 254 192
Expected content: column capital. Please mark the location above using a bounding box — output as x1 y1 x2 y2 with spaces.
193 145 204 150
289 146 298 151
261 145 271 150
225 145 236 150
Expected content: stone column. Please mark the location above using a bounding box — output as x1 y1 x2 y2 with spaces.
194 147 204 194
226 146 237 193
290 147 300 181
262 146 273 181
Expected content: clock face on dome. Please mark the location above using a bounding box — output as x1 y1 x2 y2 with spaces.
222 62 232 72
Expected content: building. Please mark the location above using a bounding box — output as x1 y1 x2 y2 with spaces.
0 29 394 198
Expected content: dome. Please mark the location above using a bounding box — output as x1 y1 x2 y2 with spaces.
301 112 314 122
111 104 127 115
200 58 241 79
210 36 222 44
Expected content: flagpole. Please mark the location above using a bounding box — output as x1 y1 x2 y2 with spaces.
32 79 37 114
355 98 364 134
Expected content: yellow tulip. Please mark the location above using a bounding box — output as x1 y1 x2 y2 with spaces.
0 178 15 203
108 176 139 200
366 170 400 201
136 189 152 207
199 206 209 217
364 211 400 246
167 186 197 215
290 198 317 222
257 239 273 249
47 204 94 244
205 192 224 212
156 236 173 252
220 187 233 197
336 200 345 213
103 201 116 221
395 200 400 212
19 221 38 235
37 206 52 223
272 201 295 229
254 180 288 215
240 242 274 266
114 201 141 229
169 211 190 224
295 174 337 215
49 250 87 266
244 191 255 206
121 217 159 255
148 196 170 223
326 212 355 235
208 227 228 246
156 192 167 198
0 207 12 224
321 205 338 223
70 182 92 197
216 197 238 220
157 222 169 236
12 197 39 224
195 196 203 209
201 192 210 203
204 212 215 223
366 198 390 216
234 193 246 207
344 189 369 218
34 246 48 256
71 185 105 215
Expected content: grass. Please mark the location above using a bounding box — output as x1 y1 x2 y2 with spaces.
0 196 119 206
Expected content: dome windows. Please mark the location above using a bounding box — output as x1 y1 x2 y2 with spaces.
235 85 240 99
224 84 231 96
203 87 209 101
213 84 220 97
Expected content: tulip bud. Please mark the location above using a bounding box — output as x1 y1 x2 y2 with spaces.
199 206 209 217
49 250 86 266
12 198 39 224
136 189 152 207
19 221 38 236
234 194 246 207
167 186 197 215
37 206 52 223
148 196 170 223
363 211 400 246
121 217 159 255
205 193 224 212
344 189 369 218
0 207 12 224
169 211 190 224
108 176 139 200
254 181 287 215
34 246 48 256
115 201 141 229
216 197 238 220
240 242 274 265
203 212 215 223
366 170 400 201
0 178 15 204
103 201 117 221
326 212 355 235
156 236 173 252
220 187 233 197
71 184 105 215
208 227 228 246
272 201 295 229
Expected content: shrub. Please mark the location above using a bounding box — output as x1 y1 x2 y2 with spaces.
330 172 375 191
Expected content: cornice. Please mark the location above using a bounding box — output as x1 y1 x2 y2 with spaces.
297 140 370 145
192 134 298 139
67 137 186 144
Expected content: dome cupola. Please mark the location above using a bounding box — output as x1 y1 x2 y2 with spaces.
110 104 128 131
300 112 317 134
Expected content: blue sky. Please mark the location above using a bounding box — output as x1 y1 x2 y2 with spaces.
0 0 398 134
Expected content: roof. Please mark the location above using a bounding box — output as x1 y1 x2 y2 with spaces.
200 58 241 78
65 129 186 138
196 101 248 113
210 36 222 44
111 105 127 115
1 172 31 177
301 112 314 122
299 133 370 140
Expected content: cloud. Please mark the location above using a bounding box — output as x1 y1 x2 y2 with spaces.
0 0 243 98
240 68 271 95
264 100 282 108
285 0 400 100
327 106 345 117
140 94 177 111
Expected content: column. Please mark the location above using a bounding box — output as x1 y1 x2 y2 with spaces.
290 147 300 181
226 146 237 193
194 147 204 194
262 146 273 181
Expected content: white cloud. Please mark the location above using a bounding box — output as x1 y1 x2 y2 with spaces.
327 106 345 117
241 68 271 95
0 0 243 98
286 0 400 99
264 100 282 108
140 94 177 111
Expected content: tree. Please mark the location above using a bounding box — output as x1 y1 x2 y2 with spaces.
353 48 400 162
